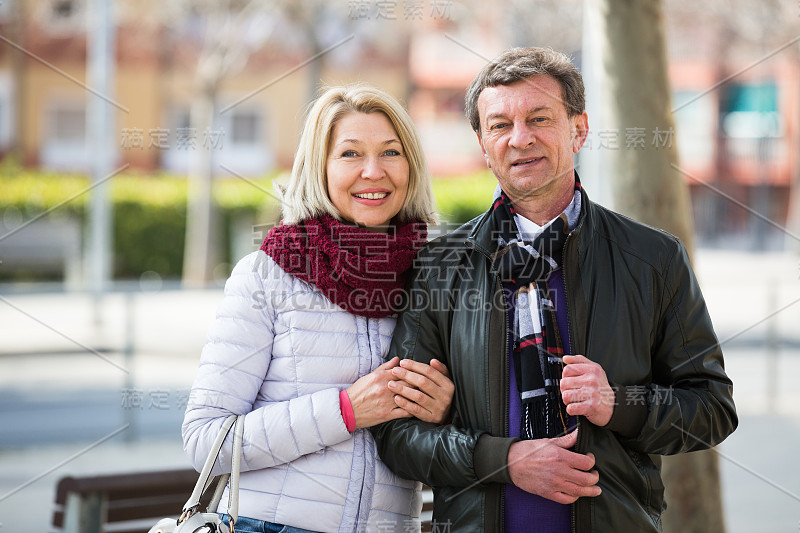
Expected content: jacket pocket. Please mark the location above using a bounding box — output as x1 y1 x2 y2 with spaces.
626 448 666 522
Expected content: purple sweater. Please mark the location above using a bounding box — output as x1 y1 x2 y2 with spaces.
504 268 573 532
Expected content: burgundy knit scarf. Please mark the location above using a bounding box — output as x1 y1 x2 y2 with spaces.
260 215 427 319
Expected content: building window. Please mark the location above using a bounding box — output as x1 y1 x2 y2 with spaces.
41 100 87 171
50 107 86 143
53 0 76 19
161 104 270 175
39 0 84 34
721 81 781 139
0 0 13 20
230 110 260 146
673 90 714 169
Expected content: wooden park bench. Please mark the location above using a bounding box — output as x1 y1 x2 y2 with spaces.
51 468 210 533
52 468 435 532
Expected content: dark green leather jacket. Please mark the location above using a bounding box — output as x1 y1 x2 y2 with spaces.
372 188 737 532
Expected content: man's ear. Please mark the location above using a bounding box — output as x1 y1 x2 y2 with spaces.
572 111 589 153
476 131 490 168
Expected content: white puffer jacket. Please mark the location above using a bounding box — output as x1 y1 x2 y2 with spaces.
182 251 422 533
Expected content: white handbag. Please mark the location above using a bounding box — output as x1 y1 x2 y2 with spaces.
149 414 245 533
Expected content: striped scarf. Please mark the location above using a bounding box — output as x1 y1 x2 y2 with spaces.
491 181 581 439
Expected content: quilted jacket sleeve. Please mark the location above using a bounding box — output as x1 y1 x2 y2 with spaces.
371 255 495 489
182 251 352 475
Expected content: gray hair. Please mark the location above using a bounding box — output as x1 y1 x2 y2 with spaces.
465 47 585 134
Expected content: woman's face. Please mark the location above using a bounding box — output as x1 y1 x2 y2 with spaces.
326 111 410 231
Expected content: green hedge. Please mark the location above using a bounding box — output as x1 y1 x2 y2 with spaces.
0 166 278 281
0 166 496 281
433 171 497 224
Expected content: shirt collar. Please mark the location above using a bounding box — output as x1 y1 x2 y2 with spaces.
514 189 581 240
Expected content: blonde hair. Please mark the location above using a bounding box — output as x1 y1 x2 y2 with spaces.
278 84 437 225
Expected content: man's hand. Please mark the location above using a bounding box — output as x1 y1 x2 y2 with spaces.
560 354 615 427
507 430 601 504
388 358 454 424
346 357 411 429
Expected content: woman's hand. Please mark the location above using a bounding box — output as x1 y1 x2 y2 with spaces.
346 357 412 429
388 358 454 424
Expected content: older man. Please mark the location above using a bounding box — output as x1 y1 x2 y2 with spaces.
373 47 737 532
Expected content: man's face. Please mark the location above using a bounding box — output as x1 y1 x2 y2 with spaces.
476 75 588 204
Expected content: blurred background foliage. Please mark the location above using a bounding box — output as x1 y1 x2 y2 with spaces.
0 166 496 281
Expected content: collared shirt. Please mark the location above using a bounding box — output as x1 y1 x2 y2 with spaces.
514 189 582 240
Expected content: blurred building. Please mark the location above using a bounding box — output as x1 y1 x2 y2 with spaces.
0 0 797 247
671 57 799 248
2 0 412 175
665 1 800 249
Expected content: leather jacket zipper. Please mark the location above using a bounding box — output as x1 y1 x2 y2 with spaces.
563 229 593 533
562 226 589 533
499 275 510 531
562 231 579 533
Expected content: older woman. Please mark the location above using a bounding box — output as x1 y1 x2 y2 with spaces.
182 85 452 533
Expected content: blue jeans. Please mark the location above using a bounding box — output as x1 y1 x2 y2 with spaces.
219 514 319 533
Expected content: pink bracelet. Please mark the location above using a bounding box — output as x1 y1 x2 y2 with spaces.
339 389 356 432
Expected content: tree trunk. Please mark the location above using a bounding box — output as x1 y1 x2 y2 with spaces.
182 86 221 286
590 0 726 531
595 0 694 246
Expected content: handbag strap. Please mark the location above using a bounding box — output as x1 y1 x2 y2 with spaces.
207 473 230 511
227 413 244 524
181 414 244 517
